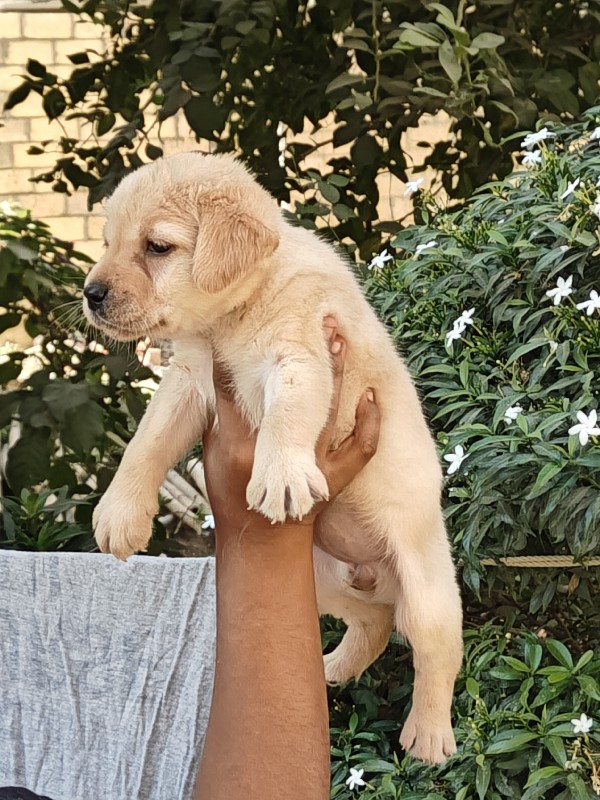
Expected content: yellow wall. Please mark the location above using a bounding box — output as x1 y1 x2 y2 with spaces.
0 8 194 260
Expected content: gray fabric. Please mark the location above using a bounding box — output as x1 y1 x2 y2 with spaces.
0 551 216 800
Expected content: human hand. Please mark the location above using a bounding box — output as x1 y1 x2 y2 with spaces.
202 317 380 532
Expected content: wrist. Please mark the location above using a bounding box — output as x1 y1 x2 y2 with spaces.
213 510 315 545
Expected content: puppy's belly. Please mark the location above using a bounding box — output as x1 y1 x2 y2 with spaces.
315 501 385 564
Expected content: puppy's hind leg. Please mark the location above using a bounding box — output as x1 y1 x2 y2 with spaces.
314 548 394 684
323 602 394 685
392 512 463 764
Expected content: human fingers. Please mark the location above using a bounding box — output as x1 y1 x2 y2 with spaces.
322 314 337 342
316 328 346 463
324 389 380 498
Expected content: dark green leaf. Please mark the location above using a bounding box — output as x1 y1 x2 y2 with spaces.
42 88 67 120
546 640 574 670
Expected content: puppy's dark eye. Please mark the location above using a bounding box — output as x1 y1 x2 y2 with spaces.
147 240 174 255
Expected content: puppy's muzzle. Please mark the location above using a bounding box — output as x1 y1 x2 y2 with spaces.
84 281 109 312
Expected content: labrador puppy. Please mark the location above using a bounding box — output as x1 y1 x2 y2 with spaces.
82 152 463 764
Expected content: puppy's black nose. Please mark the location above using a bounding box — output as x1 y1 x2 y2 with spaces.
84 282 109 311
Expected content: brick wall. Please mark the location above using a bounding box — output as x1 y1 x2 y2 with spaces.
0 7 195 260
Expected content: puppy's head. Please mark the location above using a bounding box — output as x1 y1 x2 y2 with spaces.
82 152 280 340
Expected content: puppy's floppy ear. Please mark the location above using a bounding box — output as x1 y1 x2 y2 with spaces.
192 191 279 294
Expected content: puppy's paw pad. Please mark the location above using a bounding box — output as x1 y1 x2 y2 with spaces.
246 453 328 523
400 711 456 765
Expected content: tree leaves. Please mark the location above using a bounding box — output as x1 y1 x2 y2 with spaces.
183 95 226 140
471 32 506 50
4 81 31 110
42 88 67 120
0 206 150 552
2 0 599 254
439 40 462 84
5 430 52 494
62 401 105 455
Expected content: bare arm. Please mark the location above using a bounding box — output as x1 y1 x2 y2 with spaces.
195 322 380 800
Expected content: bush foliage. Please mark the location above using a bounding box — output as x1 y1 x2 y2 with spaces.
364 111 600 599
324 111 600 800
326 620 600 799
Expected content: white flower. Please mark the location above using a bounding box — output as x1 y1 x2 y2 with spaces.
568 410 600 446
444 445 467 476
346 768 366 790
546 275 573 305
0 200 16 215
589 126 600 141
278 152 285 168
445 308 475 346
522 150 542 167
201 514 215 530
368 250 393 270
559 245 570 253
279 200 292 212
403 177 424 197
521 127 554 149
576 289 600 316
560 178 580 200
414 240 437 257
571 713 594 734
446 324 465 345
504 405 523 424
455 308 475 328
548 340 558 354
591 194 600 220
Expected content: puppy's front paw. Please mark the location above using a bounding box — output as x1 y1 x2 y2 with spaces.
246 451 329 523
93 489 157 561
400 709 456 764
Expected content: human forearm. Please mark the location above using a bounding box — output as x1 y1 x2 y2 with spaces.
194 322 379 799
195 524 330 800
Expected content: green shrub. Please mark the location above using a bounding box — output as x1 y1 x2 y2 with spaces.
326 112 600 799
327 621 600 799
364 111 600 600
1 486 94 552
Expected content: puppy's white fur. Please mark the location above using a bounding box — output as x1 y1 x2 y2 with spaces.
83 152 463 764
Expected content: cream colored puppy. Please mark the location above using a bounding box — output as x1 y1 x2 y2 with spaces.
83 152 463 764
